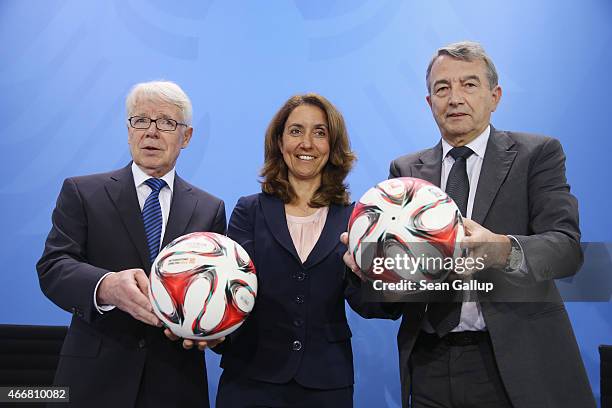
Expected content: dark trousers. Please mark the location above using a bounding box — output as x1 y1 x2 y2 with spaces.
135 353 209 408
216 370 353 408
409 332 513 408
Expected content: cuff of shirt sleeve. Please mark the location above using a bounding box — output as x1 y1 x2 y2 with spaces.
94 272 116 314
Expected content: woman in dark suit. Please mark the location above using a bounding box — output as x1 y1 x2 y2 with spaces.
215 94 372 407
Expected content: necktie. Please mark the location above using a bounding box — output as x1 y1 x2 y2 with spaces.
445 146 474 217
142 178 167 262
428 146 474 336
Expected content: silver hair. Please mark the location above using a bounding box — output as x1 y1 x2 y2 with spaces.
425 41 499 93
126 80 193 125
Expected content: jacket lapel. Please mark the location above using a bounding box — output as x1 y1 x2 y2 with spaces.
303 204 346 270
259 194 301 263
409 142 443 187
162 175 197 248
105 164 150 269
471 127 517 224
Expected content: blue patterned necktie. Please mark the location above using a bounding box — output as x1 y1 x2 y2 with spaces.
142 178 167 262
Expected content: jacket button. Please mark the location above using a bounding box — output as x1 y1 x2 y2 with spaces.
292 340 302 351
138 339 147 349
293 319 303 327
295 295 304 304
296 272 306 281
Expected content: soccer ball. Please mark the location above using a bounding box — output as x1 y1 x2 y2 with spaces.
149 232 257 340
347 177 464 285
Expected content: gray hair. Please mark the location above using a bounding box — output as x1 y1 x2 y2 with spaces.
425 41 499 93
126 80 193 125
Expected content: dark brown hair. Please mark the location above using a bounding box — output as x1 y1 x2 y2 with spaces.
260 93 356 207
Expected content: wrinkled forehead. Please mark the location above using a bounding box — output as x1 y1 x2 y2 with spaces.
130 96 184 120
431 55 488 80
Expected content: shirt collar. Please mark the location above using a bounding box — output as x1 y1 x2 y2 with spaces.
131 162 175 192
441 124 490 160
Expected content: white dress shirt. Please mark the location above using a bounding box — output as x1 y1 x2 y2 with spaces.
420 125 526 332
93 163 175 313
439 126 490 331
131 162 175 240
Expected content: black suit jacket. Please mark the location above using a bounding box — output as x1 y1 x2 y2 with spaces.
37 164 226 408
218 193 380 390
387 127 595 408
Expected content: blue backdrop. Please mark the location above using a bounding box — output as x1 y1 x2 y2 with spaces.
1 0 610 406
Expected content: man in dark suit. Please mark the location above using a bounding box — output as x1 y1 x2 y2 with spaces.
37 81 226 407
345 41 595 407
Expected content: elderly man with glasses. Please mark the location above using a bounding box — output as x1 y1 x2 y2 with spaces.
37 80 226 407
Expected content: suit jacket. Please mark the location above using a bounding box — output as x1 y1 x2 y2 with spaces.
36 164 226 408
387 127 595 408
218 193 379 390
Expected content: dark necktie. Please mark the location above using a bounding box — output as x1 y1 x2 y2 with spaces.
428 146 474 336
445 146 474 217
142 178 167 262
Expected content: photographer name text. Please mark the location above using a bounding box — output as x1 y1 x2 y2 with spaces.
372 279 494 293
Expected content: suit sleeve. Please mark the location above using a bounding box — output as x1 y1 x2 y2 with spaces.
211 195 254 354
211 199 227 235
36 178 110 323
343 271 404 320
389 159 401 178
226 196 255 257
512 137 583 283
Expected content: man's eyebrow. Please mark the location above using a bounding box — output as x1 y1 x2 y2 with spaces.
461 75 482 83
432 79 450 88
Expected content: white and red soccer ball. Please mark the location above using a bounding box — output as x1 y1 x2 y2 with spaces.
149 232 257 340
348 177 464 285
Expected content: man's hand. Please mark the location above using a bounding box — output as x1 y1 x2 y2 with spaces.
163 329 226 351
461 219 512 270
340 232 366 281
96 268 161 327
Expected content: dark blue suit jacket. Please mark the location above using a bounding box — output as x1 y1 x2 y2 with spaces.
37 164 226 408
219 193 377 389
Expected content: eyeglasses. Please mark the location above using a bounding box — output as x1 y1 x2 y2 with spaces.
128 116 188 132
